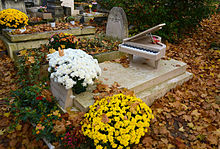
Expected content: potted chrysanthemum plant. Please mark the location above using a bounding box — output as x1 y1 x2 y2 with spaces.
47 48 101 94
0 8 28 33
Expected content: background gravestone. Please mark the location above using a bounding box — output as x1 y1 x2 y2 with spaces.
47 0 64 18
1 0 27 14
0 0 2 11
106 7 128 40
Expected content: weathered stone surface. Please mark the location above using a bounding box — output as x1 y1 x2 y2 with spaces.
99 57 187 93
47 0 64 17
33 0 42 6
2 27 81 42
106 7 128 40
136 72 193 106
72 58 192 112
73 85 96 112
0 1 2 11
0 35 48 59
50 79 73 109
81 26 96 35
3 0 27 14
93 51 126 63
2 27 96 42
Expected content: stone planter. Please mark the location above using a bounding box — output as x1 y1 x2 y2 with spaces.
50 78 74 110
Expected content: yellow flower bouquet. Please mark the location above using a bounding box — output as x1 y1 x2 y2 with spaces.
0 8 28 29
81 94 154 149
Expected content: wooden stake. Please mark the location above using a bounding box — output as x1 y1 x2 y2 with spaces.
58 47 64 57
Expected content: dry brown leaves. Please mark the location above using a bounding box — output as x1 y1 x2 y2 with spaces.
0 55 17 98
112 55 130 68
12 22 80 35
93 80 134 101
0 55 48 148
135 14 220 149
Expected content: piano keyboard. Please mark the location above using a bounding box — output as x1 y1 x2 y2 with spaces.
121 44 159 55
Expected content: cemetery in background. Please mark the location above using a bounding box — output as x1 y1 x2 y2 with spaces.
0 0 219 149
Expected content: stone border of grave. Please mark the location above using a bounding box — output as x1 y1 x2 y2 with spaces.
2 26 95 42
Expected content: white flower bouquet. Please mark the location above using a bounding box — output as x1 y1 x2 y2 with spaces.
47 48 101 94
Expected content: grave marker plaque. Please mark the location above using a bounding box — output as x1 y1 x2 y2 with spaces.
106 7 128 40
50 78 73 109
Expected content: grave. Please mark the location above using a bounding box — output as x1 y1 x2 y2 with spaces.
1 0 27 13
51 57 192 112
106 7 128 40
61 0 79 16
0 26 96 59
47 0 64 17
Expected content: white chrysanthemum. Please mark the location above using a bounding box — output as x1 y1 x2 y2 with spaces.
47 48 101 90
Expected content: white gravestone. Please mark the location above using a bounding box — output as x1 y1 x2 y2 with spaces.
50 78 73 110
61 0 79 16
106 7 128 40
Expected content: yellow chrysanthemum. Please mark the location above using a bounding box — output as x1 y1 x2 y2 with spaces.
0 8 28 29
81 94 154 148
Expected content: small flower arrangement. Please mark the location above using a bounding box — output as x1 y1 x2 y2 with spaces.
81 94 154 149
0 8 28 29
38 6 47 13
66 16 75 22
48 33 79 51
62 126 87 149
47 48 101 94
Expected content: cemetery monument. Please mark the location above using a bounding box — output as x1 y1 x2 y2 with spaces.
106 7 128 40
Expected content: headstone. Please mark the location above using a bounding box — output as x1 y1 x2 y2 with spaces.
34 0 42 6
50 78 73 109
0 1 2 11
1 0 27 14
61 0 79 16
106 7 128 40
47 0 64 18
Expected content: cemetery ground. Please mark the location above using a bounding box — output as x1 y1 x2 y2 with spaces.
0 13 219 149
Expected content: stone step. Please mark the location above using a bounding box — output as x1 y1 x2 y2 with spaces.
136 71 193 106
73 85 96 112
99 57 187 94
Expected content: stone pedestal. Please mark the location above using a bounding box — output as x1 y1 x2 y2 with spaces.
47 0 64 18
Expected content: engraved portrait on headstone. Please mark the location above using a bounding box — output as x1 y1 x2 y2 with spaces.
106 7 128 40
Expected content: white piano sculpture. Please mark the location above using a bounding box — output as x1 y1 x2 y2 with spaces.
119 23 166 69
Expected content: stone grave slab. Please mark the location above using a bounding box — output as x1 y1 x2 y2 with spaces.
50 78 73 109
99 57 187 93
106 7 128 40
136 71 192 106
70 58 192 112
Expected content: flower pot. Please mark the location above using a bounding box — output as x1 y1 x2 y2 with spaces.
50 22 56 28
70 21 75 25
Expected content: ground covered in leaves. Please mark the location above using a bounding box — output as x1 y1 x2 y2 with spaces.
0 14 219 148
134 14 220 149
